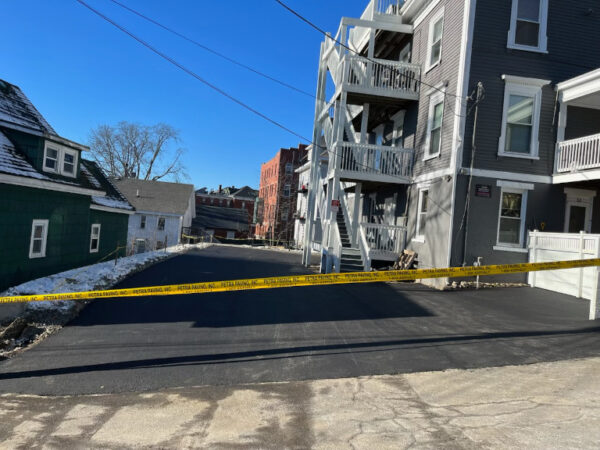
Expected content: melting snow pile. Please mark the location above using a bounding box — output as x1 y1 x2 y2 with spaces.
2 243 211 313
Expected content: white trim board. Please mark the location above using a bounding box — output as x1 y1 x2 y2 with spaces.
462 168 552 184
0 173 106 197
90 204 135 215
134 210 183 218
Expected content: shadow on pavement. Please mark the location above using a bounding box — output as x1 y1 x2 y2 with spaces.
1 326 599 381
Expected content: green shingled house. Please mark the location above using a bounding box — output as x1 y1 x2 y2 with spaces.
0 79 134 291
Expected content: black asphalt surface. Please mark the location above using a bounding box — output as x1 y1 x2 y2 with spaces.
1 245 599 395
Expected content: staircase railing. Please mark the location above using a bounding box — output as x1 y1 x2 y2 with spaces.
360 222 407 260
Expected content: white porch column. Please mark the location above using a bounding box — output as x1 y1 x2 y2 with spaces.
352 182 362 245
303 42 327 266
555 94 568 174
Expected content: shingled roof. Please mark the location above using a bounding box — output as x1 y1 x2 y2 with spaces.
112 178 194 216
0 79 56 135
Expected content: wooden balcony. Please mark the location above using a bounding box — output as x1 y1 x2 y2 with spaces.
328 142 413 184
556 133 600 174
334 55 420 105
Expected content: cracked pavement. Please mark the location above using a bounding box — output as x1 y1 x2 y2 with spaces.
2 356 600 449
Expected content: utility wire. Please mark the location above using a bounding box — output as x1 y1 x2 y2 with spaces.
76 0 380 174
274 0 463 101
107 0 315 99
76 0 311 144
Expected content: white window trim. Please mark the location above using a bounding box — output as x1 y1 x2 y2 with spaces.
62 148 78 176
414 187 429 242
29 219 49 259
424 90 445 160
507 0 549 54
43 141 79 178
498 75 550 160
43 145 59 174
425 7 445 73
90 223 101 253
495 187 529 250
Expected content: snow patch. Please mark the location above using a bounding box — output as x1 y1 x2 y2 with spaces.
1 243 211 313
92 195 134 211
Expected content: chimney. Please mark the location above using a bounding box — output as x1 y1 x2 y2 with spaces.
218 184 222 194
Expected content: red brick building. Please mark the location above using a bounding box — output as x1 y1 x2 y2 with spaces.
256 144 308 243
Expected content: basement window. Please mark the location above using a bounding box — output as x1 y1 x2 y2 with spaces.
29 219 49 259
90 224 101 253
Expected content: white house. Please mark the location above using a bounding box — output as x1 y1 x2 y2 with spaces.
113 178 195 253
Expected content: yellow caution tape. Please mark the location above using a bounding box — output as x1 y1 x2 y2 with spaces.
1 258 599 305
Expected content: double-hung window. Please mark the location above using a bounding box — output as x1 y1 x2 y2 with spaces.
140 215 146 229
495 181 532 251
62 149 77 176
285 163 293 174
90 224 101 253
508 0 548 53
29 219 49 259
157 217 166 231
425 91 445 160
415 189 429 241
426 9 444 71
43 142 78 178
283 184 291 197
498 75 549 159
44 146 59 172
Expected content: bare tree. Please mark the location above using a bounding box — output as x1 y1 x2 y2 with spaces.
90 121 188 181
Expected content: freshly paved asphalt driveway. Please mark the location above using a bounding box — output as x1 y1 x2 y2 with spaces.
0 245 599 395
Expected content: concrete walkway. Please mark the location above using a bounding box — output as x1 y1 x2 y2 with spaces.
2 357 599 449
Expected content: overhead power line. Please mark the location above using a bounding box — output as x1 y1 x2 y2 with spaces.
75 0 311 144
273 0 480 119
107 0 315 99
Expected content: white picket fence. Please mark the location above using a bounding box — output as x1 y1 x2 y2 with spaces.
528 231 600 320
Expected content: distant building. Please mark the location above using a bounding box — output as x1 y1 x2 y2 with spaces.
113 178 195 253
0 79 133 291
192 205 249 240
256 144 308 243
195 185 258 234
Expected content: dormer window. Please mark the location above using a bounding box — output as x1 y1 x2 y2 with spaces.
63 149 77 175
43 142 78 178
44 147 59 172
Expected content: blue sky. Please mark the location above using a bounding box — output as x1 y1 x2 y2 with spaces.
1 0 367 190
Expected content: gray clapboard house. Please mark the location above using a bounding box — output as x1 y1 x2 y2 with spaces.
303 0 600 287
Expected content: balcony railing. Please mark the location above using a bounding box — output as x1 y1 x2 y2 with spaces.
556 133 600 173
360 222 407 261
329 142 413 183
337 55 420 101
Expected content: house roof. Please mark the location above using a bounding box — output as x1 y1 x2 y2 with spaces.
81 161 134 212
112 178 194 216
231 185 258 199
193 205 249 232
0 79 56 135
0 130 134 211
0 130 47 180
